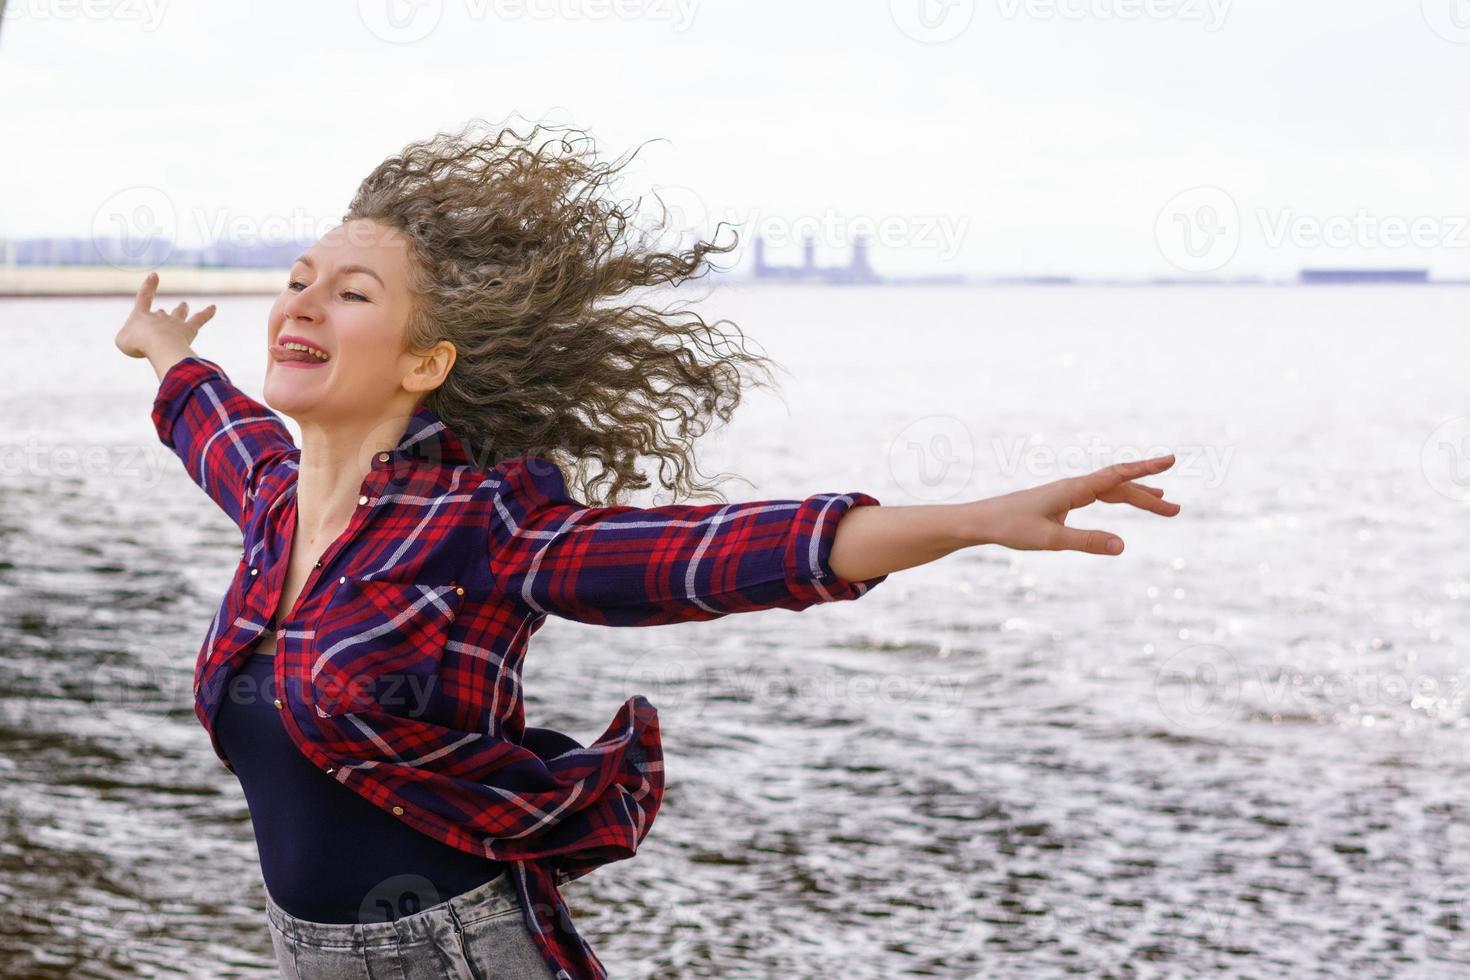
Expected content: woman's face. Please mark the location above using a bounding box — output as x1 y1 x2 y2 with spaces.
264 218 448 424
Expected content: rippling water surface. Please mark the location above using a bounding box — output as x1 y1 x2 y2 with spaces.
1 284 1468 978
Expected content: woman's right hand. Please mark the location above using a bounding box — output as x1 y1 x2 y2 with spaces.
114 271 218 359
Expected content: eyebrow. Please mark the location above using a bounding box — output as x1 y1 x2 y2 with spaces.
292 255 385 288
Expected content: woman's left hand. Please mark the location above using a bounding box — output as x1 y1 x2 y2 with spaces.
965 454 1181 556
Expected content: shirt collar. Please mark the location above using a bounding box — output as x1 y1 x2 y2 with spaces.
393 401 472 466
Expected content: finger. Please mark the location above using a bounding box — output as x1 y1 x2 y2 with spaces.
1084 454 1176 495
1104 483 1181 516
1052 525 1124 556
170 301 189 319
133 271 159 314
1098 480 1165 502
186 304 217 328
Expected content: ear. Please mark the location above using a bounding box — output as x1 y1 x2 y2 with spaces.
404 340 457 396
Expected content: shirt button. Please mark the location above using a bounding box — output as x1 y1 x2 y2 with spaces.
315 560 322 568
272 698 283 709
325 767 335 774
392 805 404 816
249 568 258 576
455 586 465 596
339 576 347 584
358 494 369 505
377 452 390 462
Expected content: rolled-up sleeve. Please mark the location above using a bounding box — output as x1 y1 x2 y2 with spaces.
483 454 888 627
151 356 297 532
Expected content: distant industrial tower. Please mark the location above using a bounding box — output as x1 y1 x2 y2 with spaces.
848 234 873 279
749 233 882 284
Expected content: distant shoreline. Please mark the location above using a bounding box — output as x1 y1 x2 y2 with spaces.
0 265 291 297
2 265 1467 297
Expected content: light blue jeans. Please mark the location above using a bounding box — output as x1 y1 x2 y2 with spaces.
263 870 558 979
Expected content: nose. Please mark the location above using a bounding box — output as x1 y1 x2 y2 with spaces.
282 282 322 323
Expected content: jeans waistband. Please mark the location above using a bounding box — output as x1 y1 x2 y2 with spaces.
263 869 522 948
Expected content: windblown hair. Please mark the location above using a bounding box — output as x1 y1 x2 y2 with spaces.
342 116 782 507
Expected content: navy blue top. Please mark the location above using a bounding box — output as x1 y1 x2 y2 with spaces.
215 651 506 923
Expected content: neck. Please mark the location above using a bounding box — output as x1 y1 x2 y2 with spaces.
293 409 411 545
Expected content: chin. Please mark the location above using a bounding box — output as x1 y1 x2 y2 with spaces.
262 369 327 416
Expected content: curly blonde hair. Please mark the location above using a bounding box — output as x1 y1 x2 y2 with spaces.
342 115 782 507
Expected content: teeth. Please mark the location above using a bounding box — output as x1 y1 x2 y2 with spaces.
283 341 329 360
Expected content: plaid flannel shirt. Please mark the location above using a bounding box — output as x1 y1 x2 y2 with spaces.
150 355 888 979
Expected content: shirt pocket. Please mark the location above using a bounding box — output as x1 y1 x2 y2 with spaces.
309 576 466 719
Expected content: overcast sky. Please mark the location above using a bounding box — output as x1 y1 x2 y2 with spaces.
1 0 1465 278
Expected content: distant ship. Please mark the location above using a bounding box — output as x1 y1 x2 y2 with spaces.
1298 268 1430 284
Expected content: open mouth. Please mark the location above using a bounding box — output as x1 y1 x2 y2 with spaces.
270 335 331 366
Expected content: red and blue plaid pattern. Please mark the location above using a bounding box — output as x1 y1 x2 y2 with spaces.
151 355 888 979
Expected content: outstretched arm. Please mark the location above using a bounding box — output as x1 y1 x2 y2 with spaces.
484 455 889 627
118 272 298 532
827 454 1182 581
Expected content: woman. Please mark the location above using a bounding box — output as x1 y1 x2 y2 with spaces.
114 120 1180 980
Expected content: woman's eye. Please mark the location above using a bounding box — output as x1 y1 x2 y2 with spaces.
285 280 367 302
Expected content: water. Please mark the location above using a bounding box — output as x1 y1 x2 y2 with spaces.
1 284 1467 978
